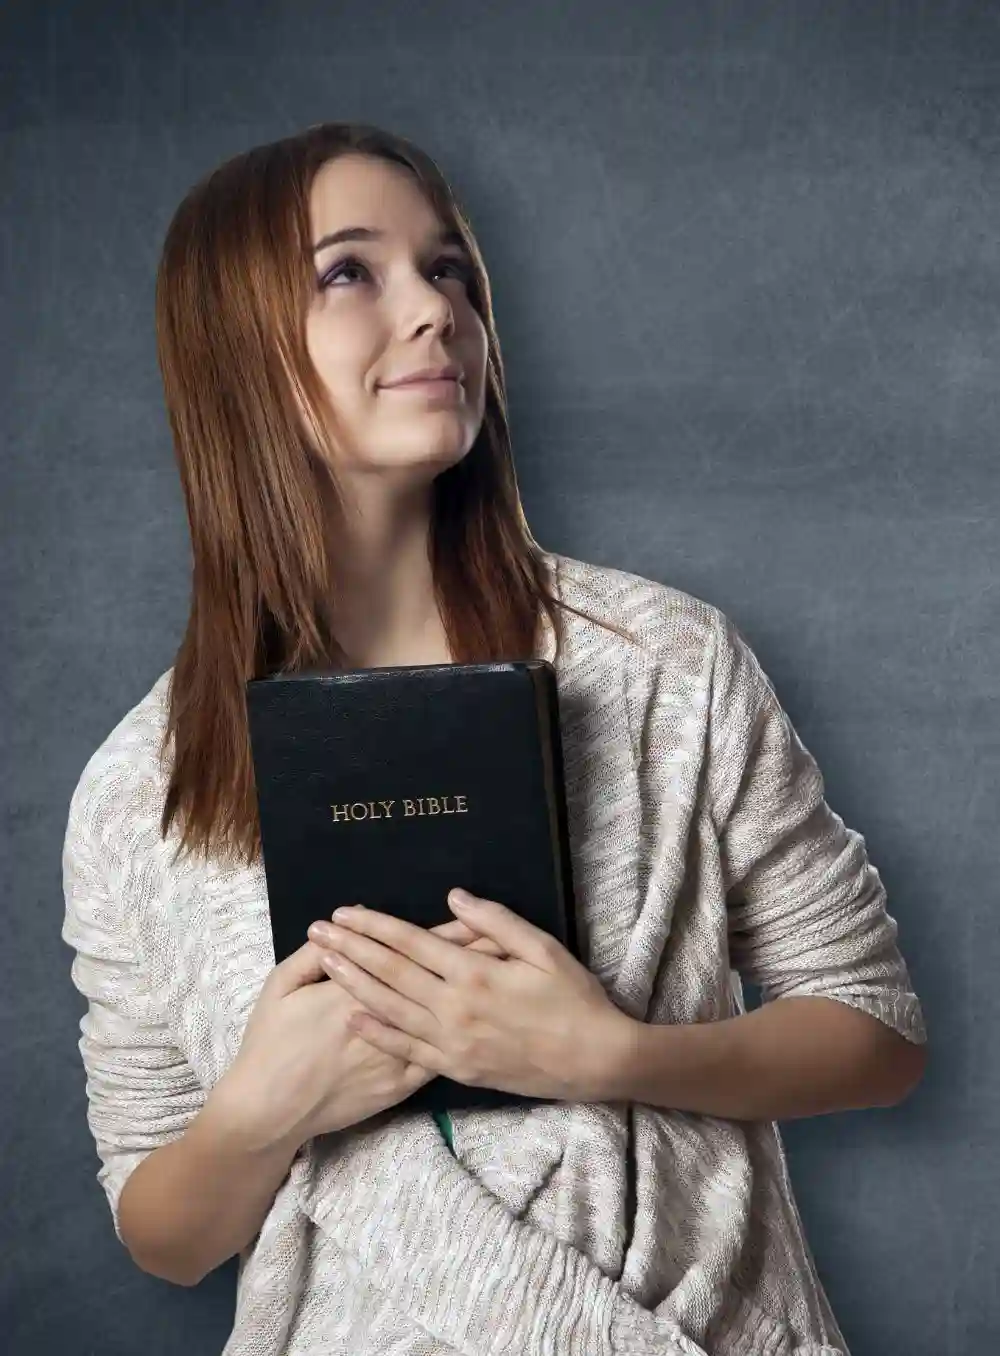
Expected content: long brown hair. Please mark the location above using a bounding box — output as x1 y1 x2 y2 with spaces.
154 121 638 868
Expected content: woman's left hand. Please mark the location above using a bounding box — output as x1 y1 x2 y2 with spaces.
307 890 636 1104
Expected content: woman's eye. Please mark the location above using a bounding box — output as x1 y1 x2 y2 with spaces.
433 256 474 284
319 254 473 290
321 256 370 288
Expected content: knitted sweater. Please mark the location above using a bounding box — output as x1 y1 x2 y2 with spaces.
61 552 926 1356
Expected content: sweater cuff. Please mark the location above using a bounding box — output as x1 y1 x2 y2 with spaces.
299 1112 695 1356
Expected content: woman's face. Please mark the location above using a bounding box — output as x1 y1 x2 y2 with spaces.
304 153 488 485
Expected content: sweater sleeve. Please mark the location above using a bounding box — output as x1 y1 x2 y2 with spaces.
61 763 207 1242
708 614 926 1045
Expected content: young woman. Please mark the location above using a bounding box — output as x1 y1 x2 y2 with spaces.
62 122 927 1356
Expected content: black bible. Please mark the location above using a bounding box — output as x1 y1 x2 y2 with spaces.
245 660 579 1114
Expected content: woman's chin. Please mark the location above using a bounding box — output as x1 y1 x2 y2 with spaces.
336 444 472 486
377 431 479 473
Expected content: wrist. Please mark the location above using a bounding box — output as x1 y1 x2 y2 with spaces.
576 1007 646 1104
201 1073 305 1161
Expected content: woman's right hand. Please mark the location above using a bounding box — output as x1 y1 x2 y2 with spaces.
212 916 504 1153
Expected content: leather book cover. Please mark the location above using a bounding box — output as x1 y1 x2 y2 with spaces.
245 660 579 1115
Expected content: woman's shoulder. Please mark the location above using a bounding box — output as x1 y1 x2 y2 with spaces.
547 550 734 663
546 552 776 742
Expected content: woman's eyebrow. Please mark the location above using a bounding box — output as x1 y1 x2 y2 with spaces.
311 226 465 255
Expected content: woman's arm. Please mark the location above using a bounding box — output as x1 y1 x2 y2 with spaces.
63 765 299 1286
593 992 926 1119
116 1085 301 1286
603 614 927 1122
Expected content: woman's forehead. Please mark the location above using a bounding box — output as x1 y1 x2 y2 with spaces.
309 154 442 241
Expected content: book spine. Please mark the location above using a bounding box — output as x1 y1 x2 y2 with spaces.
532 665 580 962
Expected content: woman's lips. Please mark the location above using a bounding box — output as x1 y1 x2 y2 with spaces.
380 377 462 398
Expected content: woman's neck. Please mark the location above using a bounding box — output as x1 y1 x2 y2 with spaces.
345 616 454 670
330 494 450 669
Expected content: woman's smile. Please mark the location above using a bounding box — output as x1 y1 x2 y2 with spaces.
379 376 464 401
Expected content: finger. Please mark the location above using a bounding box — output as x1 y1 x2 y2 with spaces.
312 918 475 951
313 924 448 1009
347 1009 447 1075
321 952 439 1043
311 920 481 965
429 919 481 944
466 936 508 958
447 892 562 969
428 922 507 954
267 939 336 996
309 919 506 968
321 908 484 982
429 919 505 956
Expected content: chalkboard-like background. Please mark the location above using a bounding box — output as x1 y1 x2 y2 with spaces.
3 2 996 1352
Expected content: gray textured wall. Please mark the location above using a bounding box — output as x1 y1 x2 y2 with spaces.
3 2 996 1352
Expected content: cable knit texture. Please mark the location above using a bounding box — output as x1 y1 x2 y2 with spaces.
61 552 926 1355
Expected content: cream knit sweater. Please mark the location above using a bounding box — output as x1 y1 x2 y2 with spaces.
62 552 926 1356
